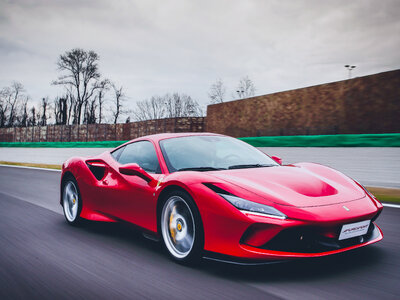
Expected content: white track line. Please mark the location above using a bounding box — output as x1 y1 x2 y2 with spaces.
1 164 399 208
382 203 400 209
0 164 61 172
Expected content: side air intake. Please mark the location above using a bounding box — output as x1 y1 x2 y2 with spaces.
86 160 107 180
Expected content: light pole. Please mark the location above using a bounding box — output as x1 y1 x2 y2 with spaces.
344 65 356 79
236 90 245 99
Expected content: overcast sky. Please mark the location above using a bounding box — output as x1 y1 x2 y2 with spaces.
0 0 399 112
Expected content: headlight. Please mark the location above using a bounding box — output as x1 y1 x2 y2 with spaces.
219 194 287 219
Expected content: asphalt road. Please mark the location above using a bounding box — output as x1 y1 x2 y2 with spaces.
0 166 399 299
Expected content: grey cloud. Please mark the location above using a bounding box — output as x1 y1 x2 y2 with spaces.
0 0 399 109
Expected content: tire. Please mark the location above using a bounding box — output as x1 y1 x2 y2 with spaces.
160 190 204 264
62 177 83 226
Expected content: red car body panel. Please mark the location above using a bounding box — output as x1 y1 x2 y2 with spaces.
61 132 383 262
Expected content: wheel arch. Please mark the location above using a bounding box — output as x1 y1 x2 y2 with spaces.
60 171 76 205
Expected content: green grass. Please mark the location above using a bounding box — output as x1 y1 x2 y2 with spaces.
0 161 62 170
367 187 400 204
374 195 400 204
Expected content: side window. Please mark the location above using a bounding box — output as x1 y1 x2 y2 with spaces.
117 141 161 174
111 146 126 161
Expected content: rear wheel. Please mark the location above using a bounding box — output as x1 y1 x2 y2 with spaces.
160 190 203 264
62 178 82 225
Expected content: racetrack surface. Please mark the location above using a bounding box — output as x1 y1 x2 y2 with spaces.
0 166 399 299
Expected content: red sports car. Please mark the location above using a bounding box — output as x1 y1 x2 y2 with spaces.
60 133 383 264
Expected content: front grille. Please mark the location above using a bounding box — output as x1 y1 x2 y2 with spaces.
260 223 378 253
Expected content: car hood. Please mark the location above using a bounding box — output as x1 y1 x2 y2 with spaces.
208 163 366 208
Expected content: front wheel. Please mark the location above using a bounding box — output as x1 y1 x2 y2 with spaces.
160 191 203 264
62 178 82 225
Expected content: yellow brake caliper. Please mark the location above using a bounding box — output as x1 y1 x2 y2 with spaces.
169 206 176 242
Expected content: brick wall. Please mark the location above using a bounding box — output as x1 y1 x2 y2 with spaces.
0 117 206 142
1 70 399 142
207 70 400 137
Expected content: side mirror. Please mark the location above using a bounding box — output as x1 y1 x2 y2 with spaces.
271 156 282 165
119 163 154 183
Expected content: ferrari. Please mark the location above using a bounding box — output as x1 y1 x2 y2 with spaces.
60 133 383 264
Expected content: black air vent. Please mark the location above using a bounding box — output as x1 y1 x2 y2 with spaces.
86 161 106 180
202 183 232 195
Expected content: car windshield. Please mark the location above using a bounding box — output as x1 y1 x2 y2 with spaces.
159 135 278 172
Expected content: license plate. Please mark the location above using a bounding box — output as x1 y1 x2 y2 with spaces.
339 220 370 241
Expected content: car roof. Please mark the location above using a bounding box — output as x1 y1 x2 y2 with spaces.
118 132 225 147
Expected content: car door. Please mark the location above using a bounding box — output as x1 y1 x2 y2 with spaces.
102 140 162 231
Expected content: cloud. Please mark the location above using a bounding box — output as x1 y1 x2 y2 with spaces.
0 0 399 112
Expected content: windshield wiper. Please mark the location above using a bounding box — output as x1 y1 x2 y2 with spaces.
228 164 274 170
177 167 226 172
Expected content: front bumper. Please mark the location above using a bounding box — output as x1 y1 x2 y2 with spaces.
200 194 383 262
203 223 382 263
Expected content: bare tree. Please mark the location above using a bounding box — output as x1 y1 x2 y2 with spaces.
111 83 125 124
134 95 166 121
36 109 41 126
39 97 49 126
5 82 25 127
133 92 203 121
54 96 68 125
28 106 37 127
208 79 226 104
66 88 75 125
84 97 97 124
236 76 256 99
17 98 29 127
165 93 203 118
0 88 9 128
53 48 104 124
96 79 110 124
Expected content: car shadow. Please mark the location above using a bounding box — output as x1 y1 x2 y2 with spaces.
67 219 386 283
200 246 386 283
76 219 163 249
